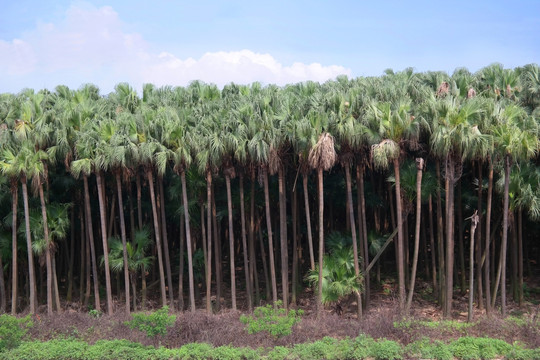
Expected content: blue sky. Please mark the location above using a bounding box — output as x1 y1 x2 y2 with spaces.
1 0 538 94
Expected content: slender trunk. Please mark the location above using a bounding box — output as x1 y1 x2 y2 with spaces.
146 170 167 307
484 159 493 315
136 172 143 230
52 256 61 312
428 195 438 298
500 155 511 316
83 175 100 311
249 171 259 304
406 158 424 315
358 164 370 310
107 195 116 240
115 173 131 314
393 158 406 311
79 208 86 305
84 216 91 308
206 172 213 314
345 164 362 318
38 181 54 315
468 211 479 322
457 181 466 295
436 162 445 307
303 174 315 270
96 172 114 314
444 158 455 318
278 166 288 308
225 173 236 310
291 185 298 306
181 171 196 312
158 177 175 309
67 207 75 302
11 181 18 314
178 212 185 311
263 168 278 303
476 162 484 309
511 213 518 302
518 209 523 307
212 185 222 311
239 174 252 311
317 168 325 316
128 182 135 241
258 221 271 301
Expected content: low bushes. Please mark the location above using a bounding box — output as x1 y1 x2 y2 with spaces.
2 335 538 359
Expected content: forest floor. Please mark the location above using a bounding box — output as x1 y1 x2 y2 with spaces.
24 277 540 350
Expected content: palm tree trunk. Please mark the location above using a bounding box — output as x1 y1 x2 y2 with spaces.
444 158 455 318
178 212 185 310
83 175 100 312
393 158 406 311
67 208 75 302
181 170 196 312
158 177 175 309
278 166 288 308
115 173 131 314
406 158 424 315
436 161 445 307
501 155 511 317
457 181 466 295
249 171 259 304
136 172 143 230
212 184 222 311
96 172 114 314
428 195 438 298
468 211 479 322
206 172 213 314
317 168 325 316
357 163 369 310
291 185 298 306
146 169 167 307
345 164 362 319
518 209 524 307
263 168 278 304
239 174 252 311
303 174 315 271
224 173 237 310
38 181 53 316
476 162 484 309
484 159 493 315
11 181 18 314
52 256 61 312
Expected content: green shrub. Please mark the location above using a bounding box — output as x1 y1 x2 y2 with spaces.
0 314 33 352
352 334 377 359
239 301 303 338
266 345 290 360
125 306 176 338
372 339 403 360
406 338 452 360
450 337 512 360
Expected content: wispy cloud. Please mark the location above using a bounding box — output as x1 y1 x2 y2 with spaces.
0 2 350 93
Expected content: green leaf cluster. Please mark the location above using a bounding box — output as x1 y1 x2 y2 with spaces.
125 306 176 338
239 301 303 338
0 314 33 352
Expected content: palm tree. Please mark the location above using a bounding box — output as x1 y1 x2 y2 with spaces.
429 94 490 318
366 97 422 311
490 103 538 316
308 131 337 315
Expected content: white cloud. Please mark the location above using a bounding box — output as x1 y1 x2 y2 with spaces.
0 2 351 93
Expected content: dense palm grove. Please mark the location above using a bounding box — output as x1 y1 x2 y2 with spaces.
0 63 539 321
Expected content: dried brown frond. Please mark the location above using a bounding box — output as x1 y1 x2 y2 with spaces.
339 151 354 167
467 87 477 99
308 133 337 171
436 82 449 98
